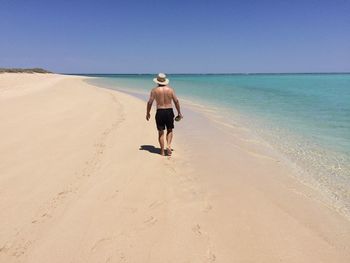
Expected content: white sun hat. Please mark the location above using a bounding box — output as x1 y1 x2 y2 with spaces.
153 73 169 85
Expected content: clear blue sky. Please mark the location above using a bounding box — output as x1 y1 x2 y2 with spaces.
1 0 349 73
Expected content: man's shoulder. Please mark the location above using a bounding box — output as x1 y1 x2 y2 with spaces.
152 85 173 91
165 85 174 91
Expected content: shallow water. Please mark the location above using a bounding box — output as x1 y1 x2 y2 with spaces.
85 73 350 217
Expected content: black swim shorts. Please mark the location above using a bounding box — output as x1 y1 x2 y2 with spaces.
155 108 175 131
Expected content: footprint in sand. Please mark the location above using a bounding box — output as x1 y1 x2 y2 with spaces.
90 237 113 253
41 212 50 218
192 225 216 262
202 203 213 213
148 201 163 209
143 216 157 226
11 240 33 258
0 245 6 253
57 189 72 197
104 189 119 201
206 249 216 262
192 224 202 236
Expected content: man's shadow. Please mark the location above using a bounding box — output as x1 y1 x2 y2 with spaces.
139 145 161 155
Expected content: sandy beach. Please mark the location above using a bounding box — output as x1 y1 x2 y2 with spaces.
1 73 350 262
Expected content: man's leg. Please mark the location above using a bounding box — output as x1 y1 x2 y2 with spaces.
158 130 165 156
166 129 173 155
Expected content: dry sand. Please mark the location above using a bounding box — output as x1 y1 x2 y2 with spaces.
0 73 349 262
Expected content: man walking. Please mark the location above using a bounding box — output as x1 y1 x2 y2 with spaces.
146 73 183 156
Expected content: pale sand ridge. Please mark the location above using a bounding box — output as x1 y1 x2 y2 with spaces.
0 74 349 262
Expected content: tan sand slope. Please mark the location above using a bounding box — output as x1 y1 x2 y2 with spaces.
0 74 349 262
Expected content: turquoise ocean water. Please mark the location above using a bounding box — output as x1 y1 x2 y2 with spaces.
86 74 350 216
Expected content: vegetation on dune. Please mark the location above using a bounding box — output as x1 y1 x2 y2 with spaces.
0 68 52 73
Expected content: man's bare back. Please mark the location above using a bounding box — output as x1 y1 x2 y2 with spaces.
151 85 177 109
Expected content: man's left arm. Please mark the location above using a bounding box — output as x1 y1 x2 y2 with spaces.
146 90 155 121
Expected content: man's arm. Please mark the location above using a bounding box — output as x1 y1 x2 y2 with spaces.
146 90 155 121
172 90 183 118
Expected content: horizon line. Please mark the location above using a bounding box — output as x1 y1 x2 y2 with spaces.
64 72 350 75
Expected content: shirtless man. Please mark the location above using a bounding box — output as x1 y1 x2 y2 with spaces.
146 73 183 156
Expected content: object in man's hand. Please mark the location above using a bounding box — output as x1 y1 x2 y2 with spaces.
175 115 182 122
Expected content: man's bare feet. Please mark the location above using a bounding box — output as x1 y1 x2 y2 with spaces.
160 148 165 156
166 147 172 156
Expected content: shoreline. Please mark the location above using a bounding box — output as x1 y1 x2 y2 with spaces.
87 77 350 220
1 73 350 262
180 98 350 221
87 78 350 258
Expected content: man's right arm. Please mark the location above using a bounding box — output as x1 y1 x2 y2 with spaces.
172 90 183 118
146 89 155 121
